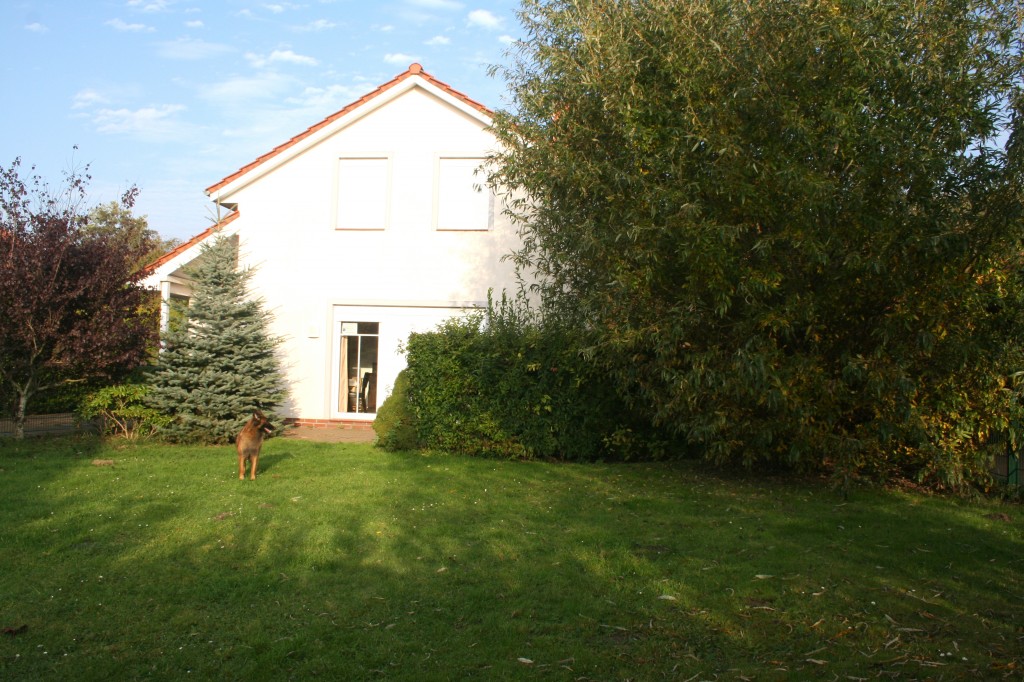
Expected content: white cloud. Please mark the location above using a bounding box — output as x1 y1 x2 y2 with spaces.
156 37 233 60
200 75 380 160
72 89 109 110
384 52 418 65
185 20 204 28
246 49 319 68
199 73 295 103
127 0 169 12
287 83 366 110
407 0 464 9
379 24 395 32
213 79 368 150
273 49 318 65
498 34 515 45
25 22 48 33
293 18 336 31
265 3 286 12
467 9 502 30
425 35 450 46
91 104 187 137
106 18 155 32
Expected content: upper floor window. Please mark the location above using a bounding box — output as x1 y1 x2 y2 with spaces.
336 157 389 230
434 157 492 231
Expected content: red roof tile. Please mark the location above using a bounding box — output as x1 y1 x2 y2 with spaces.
205 63 493 196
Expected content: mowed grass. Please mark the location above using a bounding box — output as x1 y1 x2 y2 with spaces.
0 436 1020 681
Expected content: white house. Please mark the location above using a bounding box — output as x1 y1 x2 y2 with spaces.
143 64 522 427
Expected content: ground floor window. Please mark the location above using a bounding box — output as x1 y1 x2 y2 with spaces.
338 322 378 414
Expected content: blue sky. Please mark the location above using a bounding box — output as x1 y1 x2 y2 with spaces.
1 0 523 241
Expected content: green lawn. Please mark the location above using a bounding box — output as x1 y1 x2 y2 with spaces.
0 436 1020 680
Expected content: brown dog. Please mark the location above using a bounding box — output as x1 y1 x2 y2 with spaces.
237 410 273 480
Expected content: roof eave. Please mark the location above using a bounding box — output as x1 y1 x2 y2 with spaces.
141 211 241 283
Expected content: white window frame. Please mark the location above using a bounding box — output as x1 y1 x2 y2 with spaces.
335 156 391 230
433 156 493 231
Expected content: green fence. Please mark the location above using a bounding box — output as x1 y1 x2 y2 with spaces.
994 447 1020 486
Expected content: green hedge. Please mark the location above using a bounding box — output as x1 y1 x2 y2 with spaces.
382 294 658 460
372 369 419 451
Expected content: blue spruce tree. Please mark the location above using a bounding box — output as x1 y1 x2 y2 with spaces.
148 234 285 443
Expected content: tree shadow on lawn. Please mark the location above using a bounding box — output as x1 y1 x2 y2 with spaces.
3 442 1020 680
250 450 292 477
0 432 107 457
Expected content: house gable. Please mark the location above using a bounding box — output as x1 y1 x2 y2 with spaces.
207 64 493 204
144 63 493 285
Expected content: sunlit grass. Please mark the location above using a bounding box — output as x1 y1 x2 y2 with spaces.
0 435 1020 680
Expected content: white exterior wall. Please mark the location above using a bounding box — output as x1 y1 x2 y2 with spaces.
216 86 520 421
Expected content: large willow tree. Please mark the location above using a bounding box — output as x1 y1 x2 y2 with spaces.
490 0 1024 488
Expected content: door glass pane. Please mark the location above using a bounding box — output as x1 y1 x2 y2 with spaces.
359 336 378 413
339 321 379 414
338 336 349 412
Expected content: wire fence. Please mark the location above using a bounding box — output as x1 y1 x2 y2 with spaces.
993 450 1021 487
0 413 98 438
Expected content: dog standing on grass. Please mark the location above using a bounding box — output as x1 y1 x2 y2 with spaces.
237 410 273 480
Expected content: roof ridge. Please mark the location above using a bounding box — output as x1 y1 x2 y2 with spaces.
205 63 492 196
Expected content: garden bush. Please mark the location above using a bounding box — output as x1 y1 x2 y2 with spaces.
79 377 170 440
398 294 660 460
373 369 420 451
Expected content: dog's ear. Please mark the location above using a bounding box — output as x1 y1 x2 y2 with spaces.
254 409 266 419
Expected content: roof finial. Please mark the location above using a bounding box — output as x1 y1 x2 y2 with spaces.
409 63 423 74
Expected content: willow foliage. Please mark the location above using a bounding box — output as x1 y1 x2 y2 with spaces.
490 0 1024 488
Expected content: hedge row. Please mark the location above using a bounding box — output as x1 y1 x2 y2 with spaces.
374 296 662 460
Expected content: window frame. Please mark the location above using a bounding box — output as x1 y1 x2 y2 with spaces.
432 155 493 232
334 155 392 231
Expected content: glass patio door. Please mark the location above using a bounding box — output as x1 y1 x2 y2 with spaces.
337 321 379 414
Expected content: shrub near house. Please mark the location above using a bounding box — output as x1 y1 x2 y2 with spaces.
380 296 661 460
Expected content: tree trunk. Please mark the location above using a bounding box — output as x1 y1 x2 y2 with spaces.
9 377 36 441
13 389 28 440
